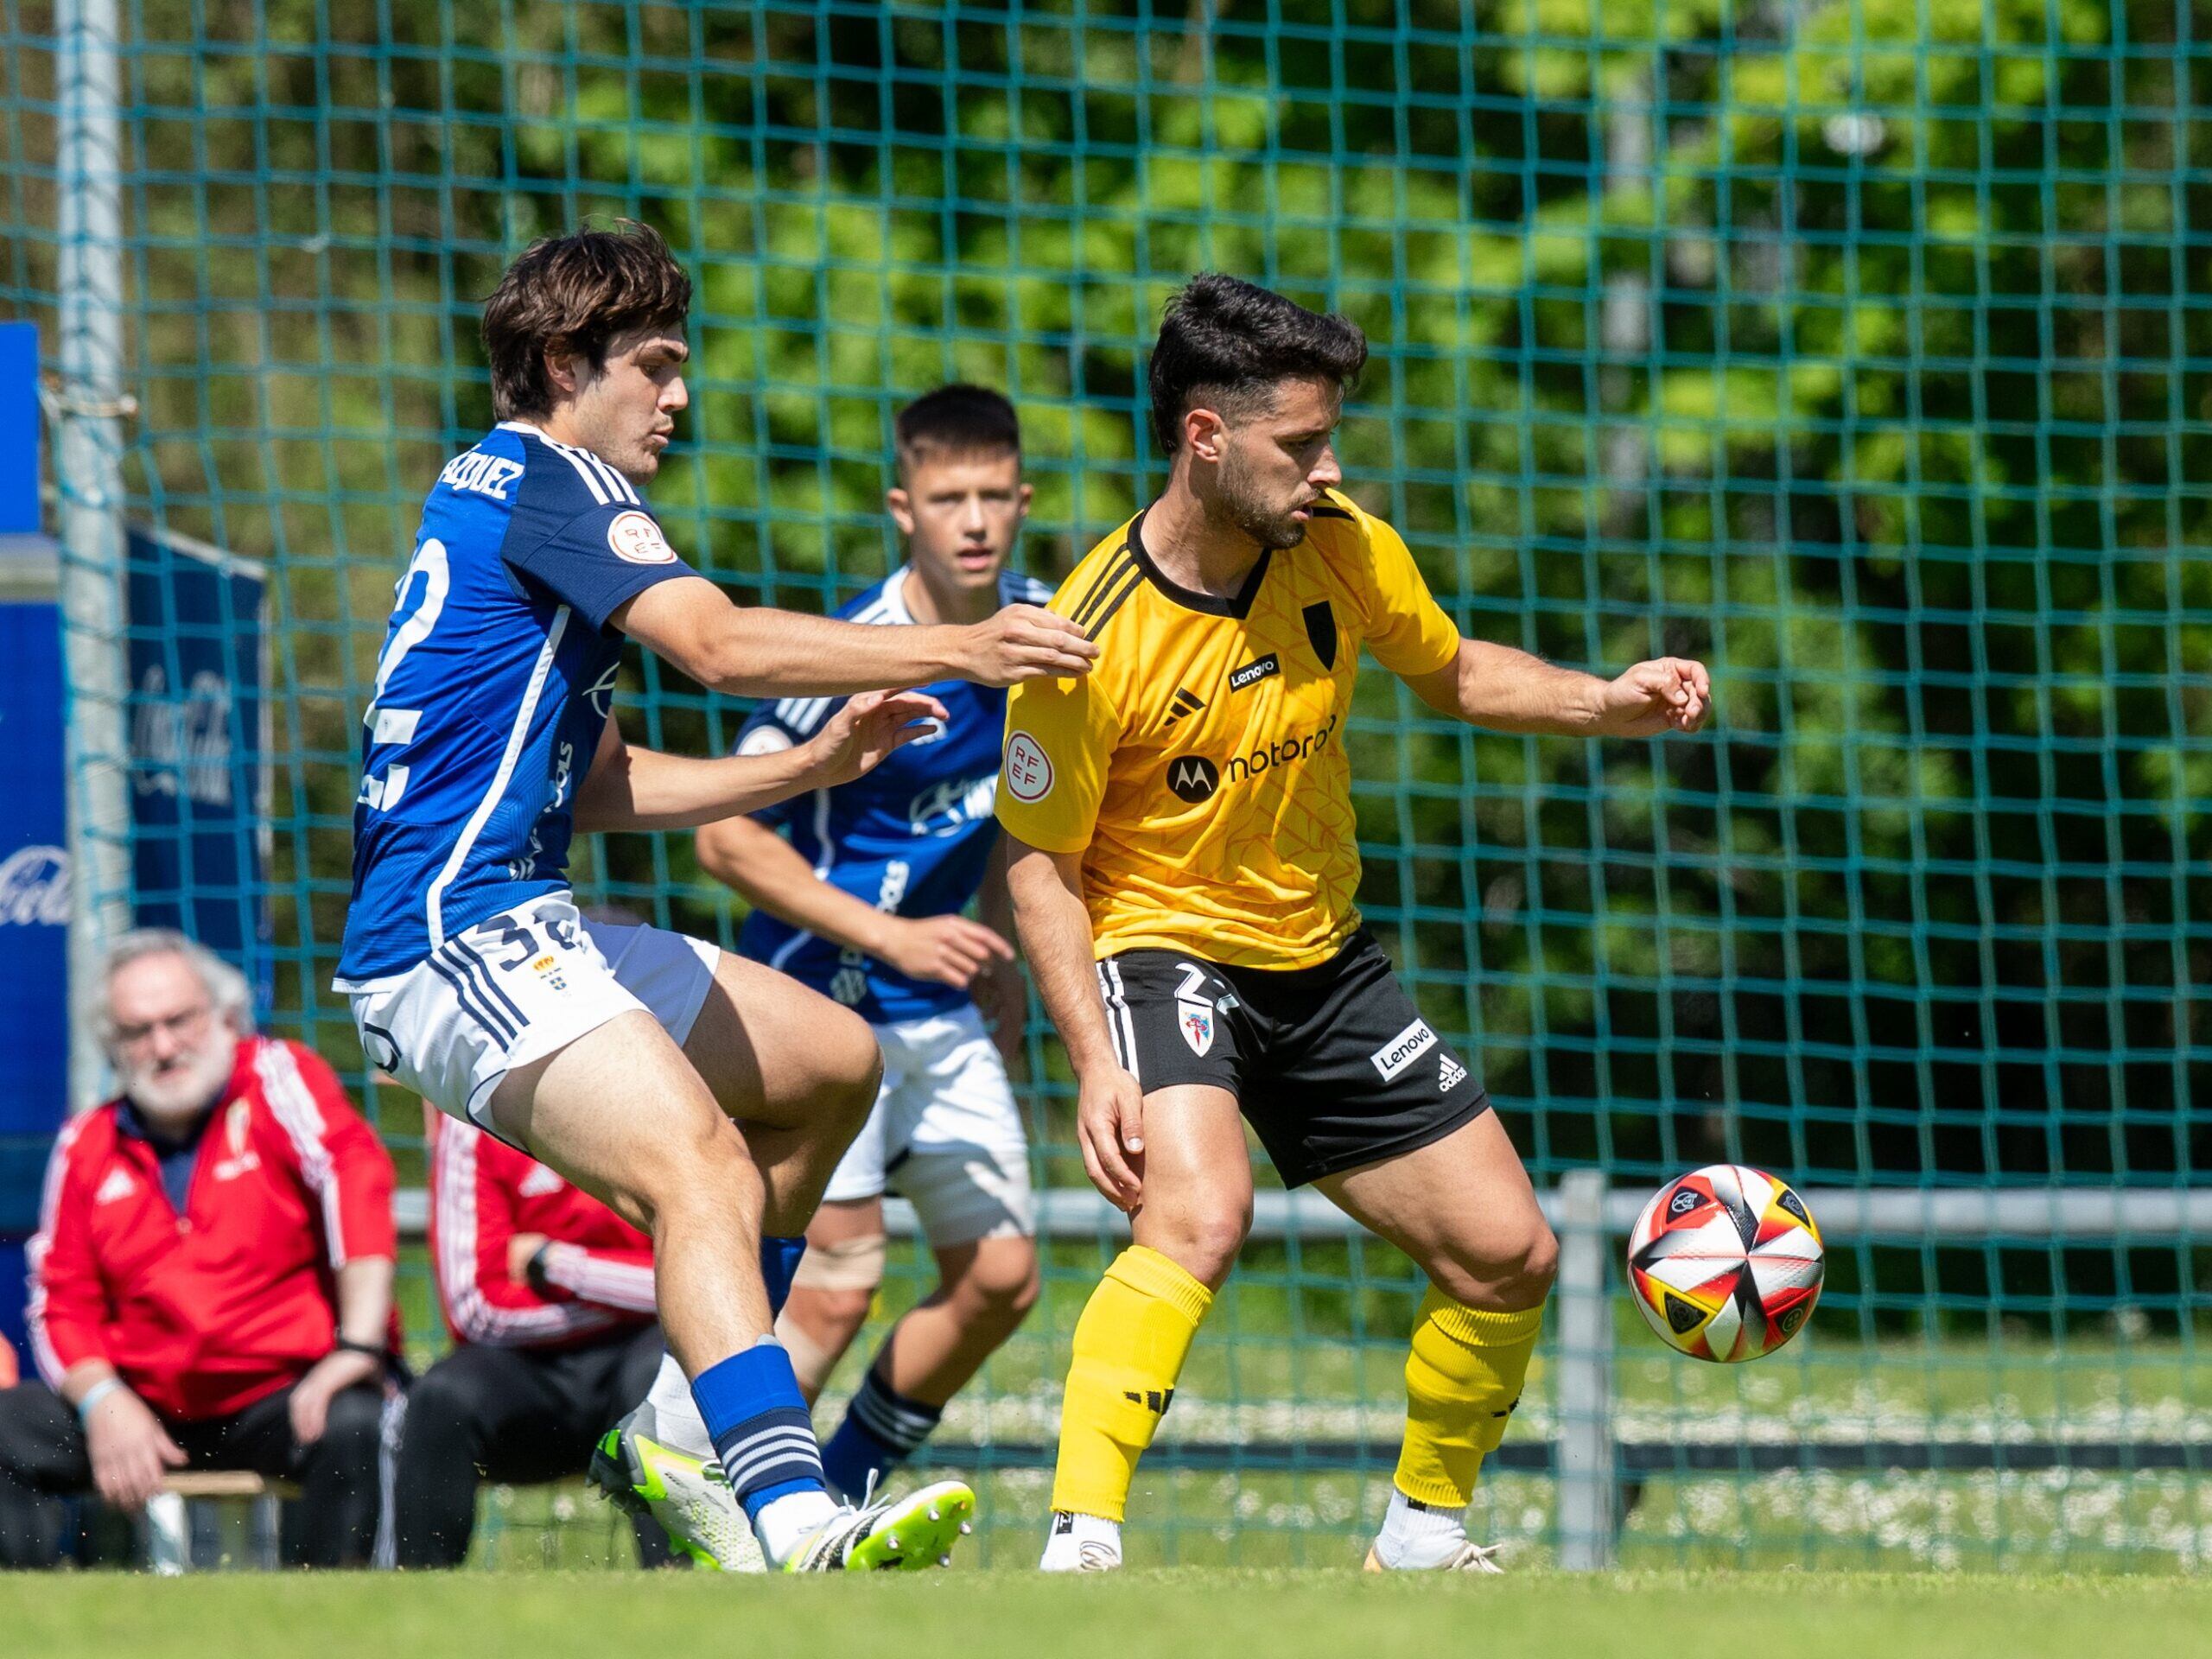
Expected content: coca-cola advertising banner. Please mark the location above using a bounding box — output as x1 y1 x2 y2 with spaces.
126 524 270 1009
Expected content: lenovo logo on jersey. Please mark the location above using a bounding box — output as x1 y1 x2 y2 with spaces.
1229 653 1280 692
439 449 524 501
1167 755 1220 803
1370 1018 1439 1082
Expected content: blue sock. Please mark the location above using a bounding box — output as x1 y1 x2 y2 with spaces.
760 1235 806 1318
821 1363 943 1502
688 1340 826 1518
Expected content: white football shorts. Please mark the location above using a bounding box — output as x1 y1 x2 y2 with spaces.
346 893 719 1135
824 1002 1035 1247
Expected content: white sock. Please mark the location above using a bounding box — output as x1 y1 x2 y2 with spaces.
1373 1489 1467 1569
753 1488 842 1567
643 1351 715 1459
1039 1510 1122 1571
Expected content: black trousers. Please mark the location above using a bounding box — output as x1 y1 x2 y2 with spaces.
395 1322 673 1568
0 1378 386 1568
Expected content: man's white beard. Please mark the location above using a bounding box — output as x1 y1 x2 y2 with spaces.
122 1038 234 1127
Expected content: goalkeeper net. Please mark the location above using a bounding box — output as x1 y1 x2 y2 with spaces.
5 0 2208 1568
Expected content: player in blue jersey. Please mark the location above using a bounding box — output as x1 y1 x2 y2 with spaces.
691 387 1044 1502
334 223 1096 1572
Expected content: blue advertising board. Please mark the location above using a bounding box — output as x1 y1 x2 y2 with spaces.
0 322 36 535
125 524 270 1010
0 321 60 1359
0 526 270 1363
0 323 268 1359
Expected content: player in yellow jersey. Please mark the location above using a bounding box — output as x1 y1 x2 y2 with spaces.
997 275 1710 1573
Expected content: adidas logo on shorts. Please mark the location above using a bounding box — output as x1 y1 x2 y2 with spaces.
1439 1055 1467 1093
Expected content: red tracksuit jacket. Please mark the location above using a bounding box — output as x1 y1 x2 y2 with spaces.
425 1110 656 1349
26 1036 397 1421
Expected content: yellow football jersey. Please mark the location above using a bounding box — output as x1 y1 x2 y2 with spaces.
995 486 1459 969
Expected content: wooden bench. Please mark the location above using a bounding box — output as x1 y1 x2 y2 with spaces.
146 1471 298 1572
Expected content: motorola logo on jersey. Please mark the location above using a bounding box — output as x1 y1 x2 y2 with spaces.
1224 714 1338 785
1166 755 1220 803
1165 714 1338 806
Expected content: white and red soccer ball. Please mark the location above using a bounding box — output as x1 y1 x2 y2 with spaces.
1626 1164 1824 1362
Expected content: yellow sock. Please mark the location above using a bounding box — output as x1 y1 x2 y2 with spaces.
1049 1245 1213 1522
1393 1288 1545 1509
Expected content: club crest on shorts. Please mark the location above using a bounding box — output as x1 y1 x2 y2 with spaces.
1178 999 1216 1057
531 953 568 992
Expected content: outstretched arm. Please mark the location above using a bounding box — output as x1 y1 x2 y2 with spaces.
612 575 1096 696
574 690 947 833
1402 638 1710 737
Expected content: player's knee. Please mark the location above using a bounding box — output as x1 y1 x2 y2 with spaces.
811 1004 883 1135
805 1285 876 1338
951 1238 1040 1331
1144 1207 1249 1291
1507 1221 1560 1305
629 1105 760 1231
1429 1218 1557 1311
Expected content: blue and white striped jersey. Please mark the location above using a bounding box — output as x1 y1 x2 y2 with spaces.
734 565 1052 1025
334 422 698 985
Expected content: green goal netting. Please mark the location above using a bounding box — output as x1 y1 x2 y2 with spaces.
5 0 2208 1570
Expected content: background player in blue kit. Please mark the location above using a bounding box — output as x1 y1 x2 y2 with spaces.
334 224 1097 1572
695 387 1045 1500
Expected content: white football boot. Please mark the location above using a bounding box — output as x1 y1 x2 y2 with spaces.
589 1408 765 1572
1039 1510 1123 1572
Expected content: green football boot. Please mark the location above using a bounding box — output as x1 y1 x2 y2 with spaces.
781 1479 976 1573
588 1414 765 1573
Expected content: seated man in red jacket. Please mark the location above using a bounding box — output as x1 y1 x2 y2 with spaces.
0 930 397 1567
397 1109 752 1568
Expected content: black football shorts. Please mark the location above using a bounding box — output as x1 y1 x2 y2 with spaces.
1094 925 1491 1187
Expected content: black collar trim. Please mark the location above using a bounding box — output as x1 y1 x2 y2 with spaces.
1127 508 1273 620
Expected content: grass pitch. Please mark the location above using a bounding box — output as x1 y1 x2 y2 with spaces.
5 1572 2209 1659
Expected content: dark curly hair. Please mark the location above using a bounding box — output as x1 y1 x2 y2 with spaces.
481 219 691 421
1147 274 1367 454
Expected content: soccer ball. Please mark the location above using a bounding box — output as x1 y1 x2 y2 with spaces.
1625 1164 1824 1362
